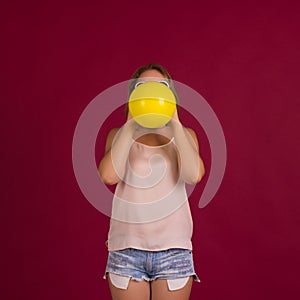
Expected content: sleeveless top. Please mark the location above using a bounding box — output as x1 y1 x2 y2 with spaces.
107 126 193 251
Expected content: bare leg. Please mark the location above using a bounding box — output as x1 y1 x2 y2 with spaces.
151 276 193 300
108 274 151 300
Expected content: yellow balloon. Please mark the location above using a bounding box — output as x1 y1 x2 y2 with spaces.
128 81 176 128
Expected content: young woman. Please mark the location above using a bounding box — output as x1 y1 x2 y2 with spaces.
99 63 205 300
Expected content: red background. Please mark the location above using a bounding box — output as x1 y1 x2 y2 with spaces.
2 0 300 299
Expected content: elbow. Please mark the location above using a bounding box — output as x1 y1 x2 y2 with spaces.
184 165 205 185
182 172 201 185
98 164 120 185
99 171 120 185
195 169 205 183
195 159 205 183
196 165 205 183
185 174 202 185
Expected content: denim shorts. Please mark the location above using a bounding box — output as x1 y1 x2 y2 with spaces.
103 248 200 290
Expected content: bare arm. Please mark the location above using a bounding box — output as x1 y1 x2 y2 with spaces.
169 111 205 184
98 120 136 185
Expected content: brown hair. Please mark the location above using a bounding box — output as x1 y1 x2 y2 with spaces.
126 63 179 117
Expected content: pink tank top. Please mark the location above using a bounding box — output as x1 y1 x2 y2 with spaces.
107 127 193 251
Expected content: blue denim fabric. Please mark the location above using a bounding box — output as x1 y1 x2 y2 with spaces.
104 248 200 282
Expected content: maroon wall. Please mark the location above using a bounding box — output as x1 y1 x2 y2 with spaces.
2 0 300 299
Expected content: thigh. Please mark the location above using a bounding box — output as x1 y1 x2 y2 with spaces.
151 276 193 300
108 274 151 300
